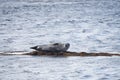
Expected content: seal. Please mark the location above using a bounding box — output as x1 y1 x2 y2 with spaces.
30 43 70 52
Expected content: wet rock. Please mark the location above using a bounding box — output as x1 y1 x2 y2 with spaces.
26 51 120 57
0 51 120 56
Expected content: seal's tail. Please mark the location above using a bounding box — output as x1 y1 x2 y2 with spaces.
30 46 37 49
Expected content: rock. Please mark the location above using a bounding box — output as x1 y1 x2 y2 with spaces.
26 51 120 56
0 51 120 56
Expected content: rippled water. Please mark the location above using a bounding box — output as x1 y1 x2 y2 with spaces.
0 56 120 80
0 0 120 52
0 0 120 80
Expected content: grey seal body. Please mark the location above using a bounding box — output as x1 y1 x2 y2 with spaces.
30 43 70 52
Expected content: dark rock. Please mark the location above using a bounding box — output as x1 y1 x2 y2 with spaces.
0 51 120 57
26 51 120 57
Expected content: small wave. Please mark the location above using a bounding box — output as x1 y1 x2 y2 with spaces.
0 51 29 55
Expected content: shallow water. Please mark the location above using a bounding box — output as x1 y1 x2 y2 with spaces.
0 56 120 80
0 0 120 80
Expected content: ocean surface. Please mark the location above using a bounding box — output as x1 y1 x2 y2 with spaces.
0 0 120 80
0 0 120 52
0 56 120 80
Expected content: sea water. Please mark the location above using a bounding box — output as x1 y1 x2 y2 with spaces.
0 0 120 52
0 0 120 80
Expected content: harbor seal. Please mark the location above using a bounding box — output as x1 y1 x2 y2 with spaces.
30 43 70 52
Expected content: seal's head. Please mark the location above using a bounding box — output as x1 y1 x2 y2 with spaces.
64 43 70 51
65 43 70 48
